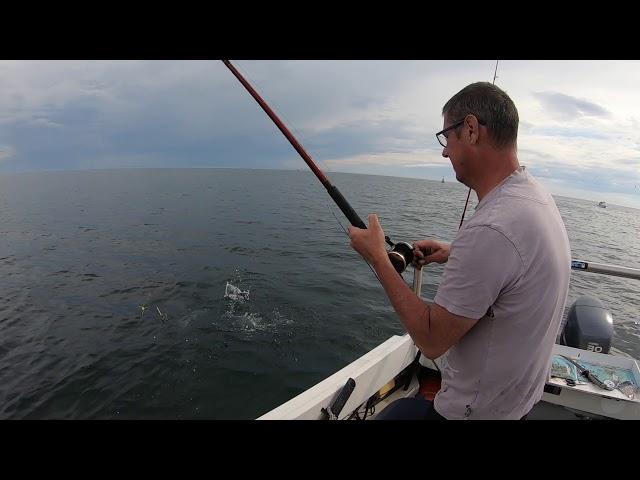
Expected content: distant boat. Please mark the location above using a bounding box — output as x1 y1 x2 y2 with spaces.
441 177 445 183
597 201 607 208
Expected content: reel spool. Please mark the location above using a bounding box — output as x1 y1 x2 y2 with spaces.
387 240 414 274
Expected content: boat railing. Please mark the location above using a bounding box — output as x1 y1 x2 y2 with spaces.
571 259 640 281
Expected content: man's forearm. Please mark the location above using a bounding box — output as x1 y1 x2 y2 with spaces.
372 254 431 351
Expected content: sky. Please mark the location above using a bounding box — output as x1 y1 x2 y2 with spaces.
0 60 639 208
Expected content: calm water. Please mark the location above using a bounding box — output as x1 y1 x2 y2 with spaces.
0 168 638 419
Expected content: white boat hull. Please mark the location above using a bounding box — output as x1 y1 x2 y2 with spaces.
258 334 640 420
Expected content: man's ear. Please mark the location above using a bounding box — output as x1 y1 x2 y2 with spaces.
464 114 480 145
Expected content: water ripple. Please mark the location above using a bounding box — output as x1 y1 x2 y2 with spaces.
0 168 637 419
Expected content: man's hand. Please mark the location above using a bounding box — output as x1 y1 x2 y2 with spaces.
413 239 450 267
348 214 388 266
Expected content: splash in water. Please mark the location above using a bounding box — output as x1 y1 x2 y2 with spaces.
224 282 250 302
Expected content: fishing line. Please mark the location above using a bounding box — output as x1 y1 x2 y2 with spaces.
236 64 367 271
326 200 383 285
229 61 384 285
224 60 416 280
457 60 500 230
311 118 385 285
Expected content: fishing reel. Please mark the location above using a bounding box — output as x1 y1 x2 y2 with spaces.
385 237 414 274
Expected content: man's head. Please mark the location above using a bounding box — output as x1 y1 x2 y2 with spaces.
439 82 519 187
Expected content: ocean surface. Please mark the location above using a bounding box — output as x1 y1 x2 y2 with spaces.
0 168 638 419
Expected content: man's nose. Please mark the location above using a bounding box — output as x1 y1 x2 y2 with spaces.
442 147 449 158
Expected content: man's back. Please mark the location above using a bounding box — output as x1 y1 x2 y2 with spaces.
433 166 571 419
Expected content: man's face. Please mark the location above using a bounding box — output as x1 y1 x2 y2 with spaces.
441 115 468 184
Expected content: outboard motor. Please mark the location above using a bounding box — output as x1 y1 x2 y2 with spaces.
559 295 613 354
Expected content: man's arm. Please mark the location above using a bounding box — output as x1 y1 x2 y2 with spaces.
349 214 479 359
371 253 479 359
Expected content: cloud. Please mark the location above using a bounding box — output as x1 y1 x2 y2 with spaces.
522 149 640 195
617 157 640 166
26 117 64 128
0 60 638 208
519 133 639 173
527 125 610 140
0 146 15 161
532 91 610 121
325 149 445 168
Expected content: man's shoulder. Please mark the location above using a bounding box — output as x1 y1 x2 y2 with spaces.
453 223 522 263
471 177 556 230
498 168 555 206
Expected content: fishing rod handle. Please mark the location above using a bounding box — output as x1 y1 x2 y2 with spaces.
412 266 423 297
326 185 366 229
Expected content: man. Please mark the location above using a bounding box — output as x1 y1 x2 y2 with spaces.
348 82 571 420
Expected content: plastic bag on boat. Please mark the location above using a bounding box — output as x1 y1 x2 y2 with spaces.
617 381 637 399
550 356 581 383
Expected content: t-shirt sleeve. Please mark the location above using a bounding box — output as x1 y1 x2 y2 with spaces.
434 225 523 320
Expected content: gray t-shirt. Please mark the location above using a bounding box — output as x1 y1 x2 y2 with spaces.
433 166 571 419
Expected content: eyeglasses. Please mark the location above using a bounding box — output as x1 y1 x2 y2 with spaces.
435 120 465 148
435 116 486 147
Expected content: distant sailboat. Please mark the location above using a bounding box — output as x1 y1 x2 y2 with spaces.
441 176 445 183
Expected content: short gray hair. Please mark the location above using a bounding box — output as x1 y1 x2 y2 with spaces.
442 82 519 149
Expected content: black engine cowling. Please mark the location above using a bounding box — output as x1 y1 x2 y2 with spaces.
559 295 613 354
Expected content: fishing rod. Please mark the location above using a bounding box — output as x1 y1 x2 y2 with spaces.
560 355 615 391
222 60 414 274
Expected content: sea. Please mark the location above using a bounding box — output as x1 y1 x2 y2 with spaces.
0 168 638 419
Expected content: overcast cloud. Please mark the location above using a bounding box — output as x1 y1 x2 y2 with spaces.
0 60 638 207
